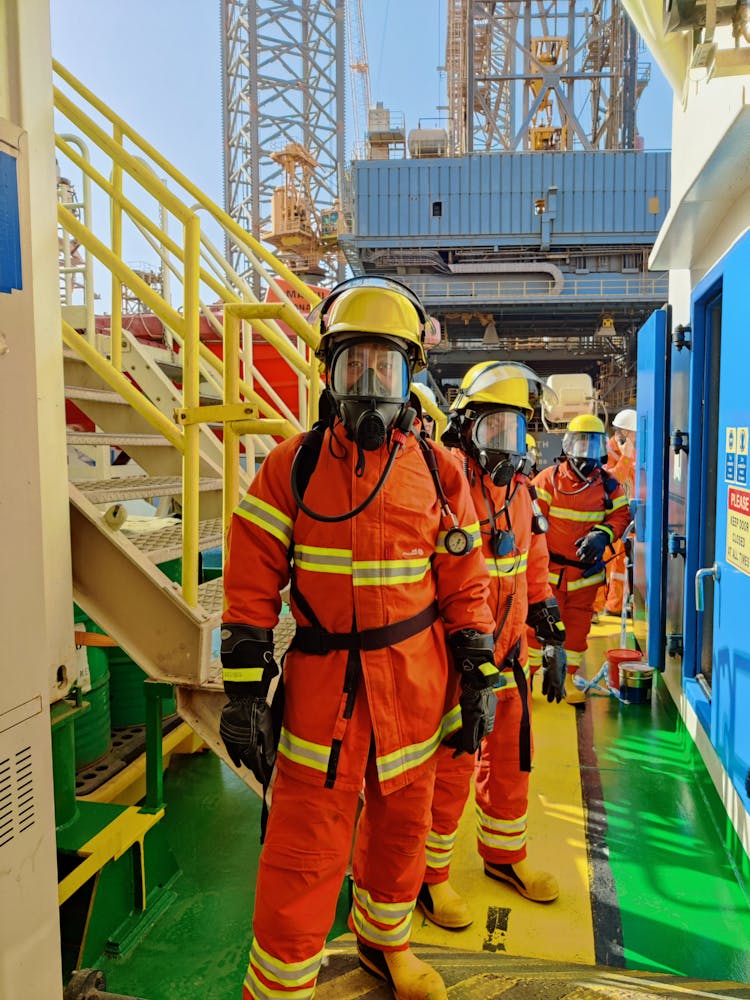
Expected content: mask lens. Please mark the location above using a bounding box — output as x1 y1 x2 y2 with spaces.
330 341 409 400
473 410 525 453
563 431 606 459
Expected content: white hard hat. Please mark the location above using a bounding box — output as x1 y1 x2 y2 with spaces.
411 382 437 407
612 408 637 433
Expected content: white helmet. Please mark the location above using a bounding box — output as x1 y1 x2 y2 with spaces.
612 408 636 433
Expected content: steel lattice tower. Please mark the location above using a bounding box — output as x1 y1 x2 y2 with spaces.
447 0 646 155
221 0 345 282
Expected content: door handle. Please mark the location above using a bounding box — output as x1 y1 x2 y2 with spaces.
695 562 721 612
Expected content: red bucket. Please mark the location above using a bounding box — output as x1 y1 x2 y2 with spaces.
606 648 643 688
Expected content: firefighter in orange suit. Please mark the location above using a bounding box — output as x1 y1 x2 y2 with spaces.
603 408 636 615
220 277 497 1000
417 362 568 931
528 414 631 704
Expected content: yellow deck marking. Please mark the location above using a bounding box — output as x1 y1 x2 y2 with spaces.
410 682 596 966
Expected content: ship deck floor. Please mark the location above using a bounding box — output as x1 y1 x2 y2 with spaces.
97 615 750 999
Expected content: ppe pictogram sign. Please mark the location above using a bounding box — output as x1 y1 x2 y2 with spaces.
726 426 749 485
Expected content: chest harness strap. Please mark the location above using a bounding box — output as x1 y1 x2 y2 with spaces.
290 578 439 787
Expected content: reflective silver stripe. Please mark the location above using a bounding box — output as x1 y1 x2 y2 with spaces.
293 544 352 574
475 804 527 851
352 559 430 585
497 662 530 689
425 828 457 870
277 727 330 773
566 649 584 667
235 494 293 546
376 707 460 783
351 885 414 948
245 939 324 998
548 505 606 523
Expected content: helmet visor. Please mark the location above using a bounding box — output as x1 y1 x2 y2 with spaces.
563 431 607 460
329 339 409 400
473 409 526 454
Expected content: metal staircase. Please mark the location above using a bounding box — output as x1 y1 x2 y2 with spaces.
54 59 322 792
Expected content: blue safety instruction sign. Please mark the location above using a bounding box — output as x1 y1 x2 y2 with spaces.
726 426 749 485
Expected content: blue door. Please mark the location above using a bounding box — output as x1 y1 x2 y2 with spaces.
634 307 669 669
687 231 750 808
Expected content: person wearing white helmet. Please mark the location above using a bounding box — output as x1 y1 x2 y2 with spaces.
601 408 637 616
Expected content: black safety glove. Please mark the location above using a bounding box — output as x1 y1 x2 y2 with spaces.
575 528 609 564
526 597 566 647
541 644 567 703
445 629 501 756
219 623 280 784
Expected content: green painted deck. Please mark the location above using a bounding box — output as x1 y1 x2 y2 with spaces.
92 615 750 999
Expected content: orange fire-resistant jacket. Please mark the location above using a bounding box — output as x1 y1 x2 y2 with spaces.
223 424 495 797
459 457 553 668
531 460 631 582
606 435 636 500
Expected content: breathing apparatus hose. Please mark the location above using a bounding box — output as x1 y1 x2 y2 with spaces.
290 415 414 523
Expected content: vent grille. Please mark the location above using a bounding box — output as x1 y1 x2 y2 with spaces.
0 745 35 850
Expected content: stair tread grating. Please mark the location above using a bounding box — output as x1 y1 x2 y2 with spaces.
65 385 128 404
72 475 223 503
123 517 223 560
67 431 169 447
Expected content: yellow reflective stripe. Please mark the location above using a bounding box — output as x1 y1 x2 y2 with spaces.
425 828 457 870
487 552 528 577
598 523 615 541
352 558 430 585
222 667 263 683
548 505 606 523
610 495 628 511
246 939 324 998
567 571 605 590
566 649 583 667
536 487 552 504
351 884 414 949
475 804 528 851
376 706 460 783
527 647 542 667
436 521 481 554
277 727 330 773
235 494 293 547
293 545 431 585
353 884 415 924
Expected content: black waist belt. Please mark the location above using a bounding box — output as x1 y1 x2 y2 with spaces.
293 601 439 656
548 551 583 569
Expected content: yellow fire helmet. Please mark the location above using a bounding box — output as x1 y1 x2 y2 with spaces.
566 413 605 435
310 276 429 372
450 360 551 417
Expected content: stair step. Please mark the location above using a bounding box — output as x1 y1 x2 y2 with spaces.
66 386 129 405
67 431 169 447
71 474 223 504
122 516 223 563
197 576 224 616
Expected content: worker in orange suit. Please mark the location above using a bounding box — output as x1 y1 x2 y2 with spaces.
219 277 497 1000
602 408 637 616
528 414 631 704
418 362 568 931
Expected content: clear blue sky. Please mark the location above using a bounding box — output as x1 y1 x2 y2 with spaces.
51 0 672 218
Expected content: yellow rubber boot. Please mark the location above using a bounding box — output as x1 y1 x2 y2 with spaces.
484 857 559 903
358 942 448 1000
417 880 473 929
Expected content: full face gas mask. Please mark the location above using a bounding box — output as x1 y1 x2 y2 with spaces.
465 406 527 487
328 336 412 451
562 430 608 481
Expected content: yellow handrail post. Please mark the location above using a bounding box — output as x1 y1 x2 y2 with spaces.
223 306 241 567
181 215 201 607
110 125 123 372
